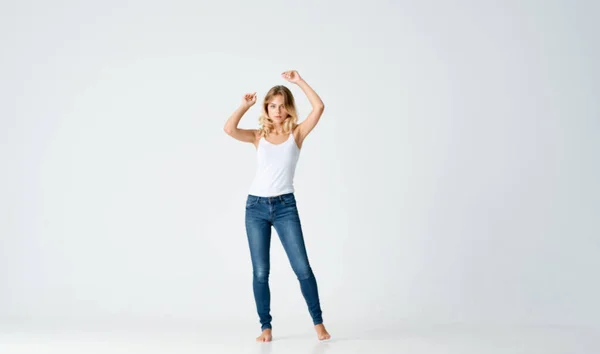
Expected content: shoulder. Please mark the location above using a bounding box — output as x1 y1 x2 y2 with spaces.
292 124 303 149
252 129 263 148
292 124 301 139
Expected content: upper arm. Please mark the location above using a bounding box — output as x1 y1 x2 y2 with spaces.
224 127 259 145
296 105 325 144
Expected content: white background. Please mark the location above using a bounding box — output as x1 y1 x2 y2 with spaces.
1 0 599 333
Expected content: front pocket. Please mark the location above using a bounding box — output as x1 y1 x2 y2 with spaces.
246 196 259 208
282 195 296 205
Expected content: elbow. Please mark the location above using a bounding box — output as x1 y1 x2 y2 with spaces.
316 104 325 112
224 126 233 136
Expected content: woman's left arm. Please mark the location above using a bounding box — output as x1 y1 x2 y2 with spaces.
282 70 325 141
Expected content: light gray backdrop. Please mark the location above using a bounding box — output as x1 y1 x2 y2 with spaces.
1 0 598 332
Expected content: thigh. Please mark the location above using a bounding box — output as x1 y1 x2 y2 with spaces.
245 204 272 269
272 204 310 270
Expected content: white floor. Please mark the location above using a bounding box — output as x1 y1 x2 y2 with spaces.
1 323 598 354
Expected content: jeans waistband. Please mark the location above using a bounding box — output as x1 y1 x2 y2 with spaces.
248 193 294 203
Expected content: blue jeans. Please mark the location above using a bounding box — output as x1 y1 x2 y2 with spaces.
245 192 323 331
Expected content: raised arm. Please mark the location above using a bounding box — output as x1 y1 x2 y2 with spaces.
282 70 325 143
224 92 259 144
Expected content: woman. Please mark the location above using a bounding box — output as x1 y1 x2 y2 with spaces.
223 70 331 342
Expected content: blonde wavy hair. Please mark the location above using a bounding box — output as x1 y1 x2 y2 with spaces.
258 85 298 137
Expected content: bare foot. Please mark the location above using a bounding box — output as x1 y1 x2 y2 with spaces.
256 328 272 342
314 324 331 341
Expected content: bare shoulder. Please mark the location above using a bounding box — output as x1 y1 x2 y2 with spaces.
293 125 304 149
252 129 261 149
294 106 324 148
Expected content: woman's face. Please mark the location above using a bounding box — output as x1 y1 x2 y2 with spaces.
267 95 288 124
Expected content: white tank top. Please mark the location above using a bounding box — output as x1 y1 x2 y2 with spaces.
248 132 301 197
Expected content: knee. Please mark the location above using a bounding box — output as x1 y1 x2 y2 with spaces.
253 268 270 284
293 265 313 281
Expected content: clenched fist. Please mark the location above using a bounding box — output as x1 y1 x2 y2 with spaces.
241 92 257 108
281 70 302 84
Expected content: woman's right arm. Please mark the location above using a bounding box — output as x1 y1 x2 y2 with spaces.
224 93 258 144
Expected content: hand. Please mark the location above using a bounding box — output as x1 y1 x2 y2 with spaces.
281 70 302 84
241 92 257 108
